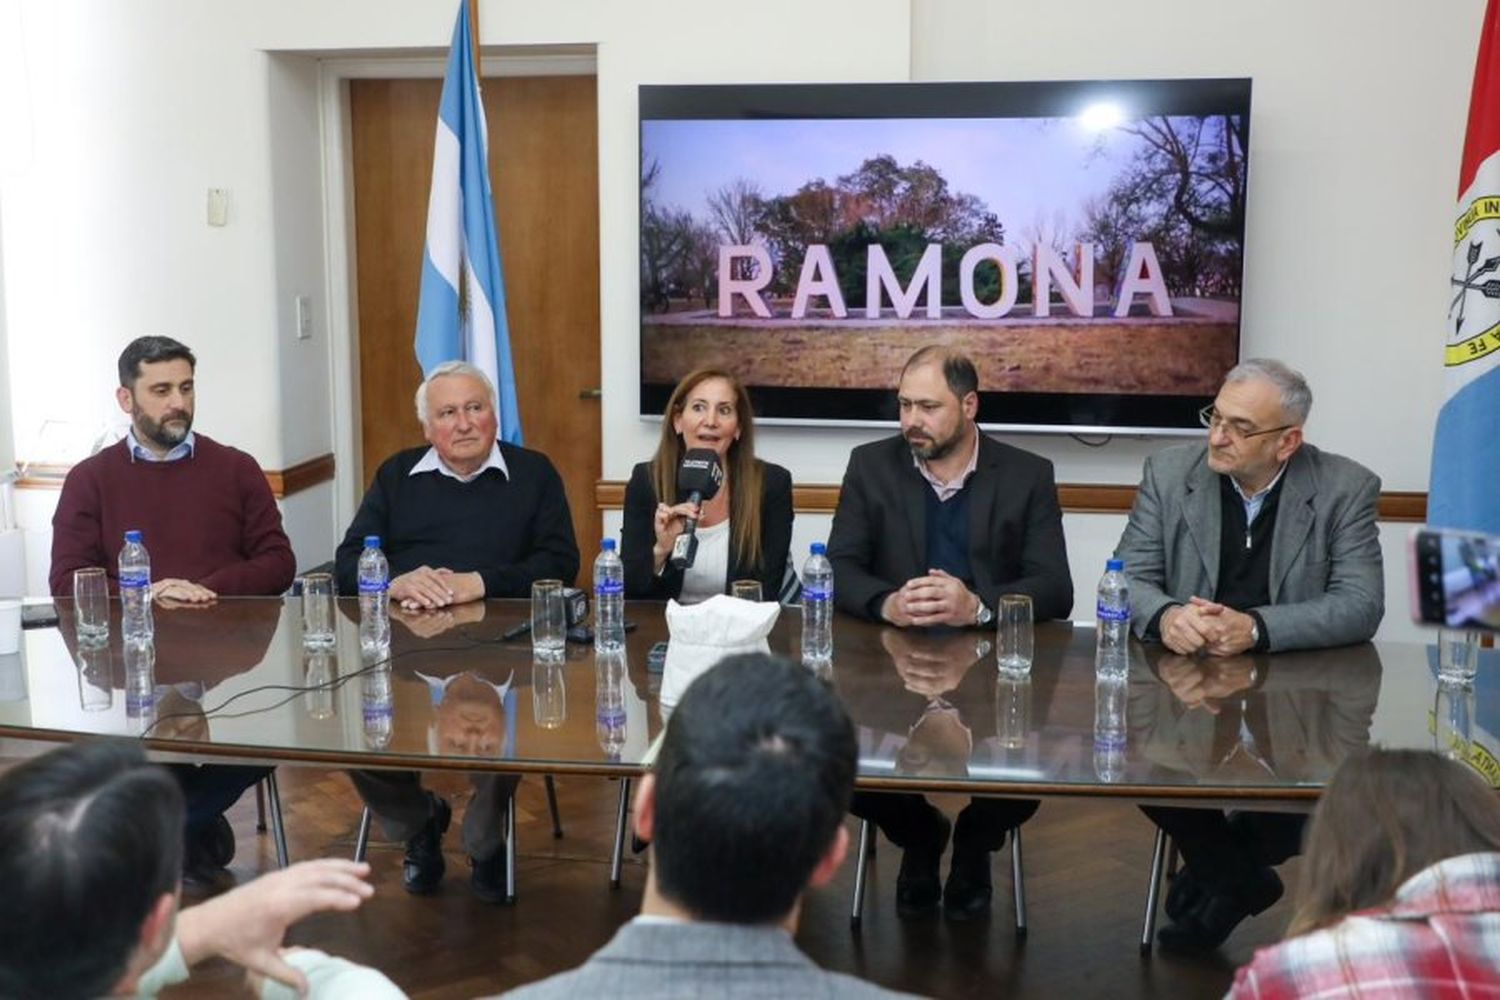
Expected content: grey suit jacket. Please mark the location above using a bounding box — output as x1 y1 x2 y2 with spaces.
497 921 921 999
1113 442 1384 651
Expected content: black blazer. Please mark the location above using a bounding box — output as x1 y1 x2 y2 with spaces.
621 459 793 600
827 434 1073 622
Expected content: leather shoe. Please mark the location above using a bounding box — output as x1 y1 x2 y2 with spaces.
1164 866 1206 923
942 848 993 921
1158 867 1283 952
470 852 509 904
182 815 236 885
895 813 951 919
402 794 452 895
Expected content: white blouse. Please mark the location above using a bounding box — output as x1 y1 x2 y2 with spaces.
677 519 731 604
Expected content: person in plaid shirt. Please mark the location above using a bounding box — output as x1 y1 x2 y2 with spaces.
1229 749 1500 998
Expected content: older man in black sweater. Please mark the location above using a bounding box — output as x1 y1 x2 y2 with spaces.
337 361 579 903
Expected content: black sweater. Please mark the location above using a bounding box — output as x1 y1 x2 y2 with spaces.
335 444 580 597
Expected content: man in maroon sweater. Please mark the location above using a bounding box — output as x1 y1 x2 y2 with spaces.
49 336 296 881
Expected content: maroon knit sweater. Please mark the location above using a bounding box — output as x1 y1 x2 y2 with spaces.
49 436 296 597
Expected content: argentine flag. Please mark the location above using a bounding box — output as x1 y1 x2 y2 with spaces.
1433 0 1500 535
414 1 523 445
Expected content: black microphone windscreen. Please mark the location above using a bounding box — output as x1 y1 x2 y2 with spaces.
677 449 724 502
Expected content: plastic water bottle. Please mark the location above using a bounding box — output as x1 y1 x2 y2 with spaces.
595 650 628 759
593 538 626 653
1094 676 1128 782
361 659 393 750
357 535 390 651
801 542 834 666
1095 558 1131 680
119 529 154 644
124 639 156 728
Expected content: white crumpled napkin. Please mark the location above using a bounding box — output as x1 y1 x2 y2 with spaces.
660 595 781 712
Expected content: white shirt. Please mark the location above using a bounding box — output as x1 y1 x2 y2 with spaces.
407 441 509 483
678 519 731 604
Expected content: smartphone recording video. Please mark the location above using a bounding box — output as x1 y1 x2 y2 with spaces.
1410 527 1500 630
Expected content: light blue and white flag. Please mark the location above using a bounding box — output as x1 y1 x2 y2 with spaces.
1432 0 1500 534
414 1 523 444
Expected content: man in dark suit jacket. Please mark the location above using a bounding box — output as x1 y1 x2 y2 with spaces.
828 346 1073 921
1114 357 1385 951
499 654 915 1000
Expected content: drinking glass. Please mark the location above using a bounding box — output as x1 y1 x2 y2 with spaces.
531 580 566 653
1435 680 1475 762
730 579 763 602
1438 628 1479 685
300 572 336 648
76 642 113 712
533 655 567 730
995 674 1032 749
995 594 1034 677
302 646 337 720
74 568 110 643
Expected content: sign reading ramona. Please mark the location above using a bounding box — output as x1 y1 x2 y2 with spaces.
717 240 1173 320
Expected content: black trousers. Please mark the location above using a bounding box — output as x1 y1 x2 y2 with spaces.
851 792 1039 855
1142 805 1306 898
168 763 273 837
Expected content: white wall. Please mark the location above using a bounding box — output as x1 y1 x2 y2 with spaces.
0 0 1483 630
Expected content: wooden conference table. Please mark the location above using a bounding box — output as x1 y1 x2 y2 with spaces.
0 596 1493 806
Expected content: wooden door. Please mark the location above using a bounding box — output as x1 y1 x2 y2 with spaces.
349 75 603 565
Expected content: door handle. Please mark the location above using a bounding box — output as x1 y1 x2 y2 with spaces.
579 388 602 400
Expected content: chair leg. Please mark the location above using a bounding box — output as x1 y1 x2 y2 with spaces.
609 777 632 889
1011 826 1028 939
255 781 268 833
504 793 517 905
545 774 564 839
354 807 372 863
1140 826 1169 955
264 771 290 870
850 819 875 928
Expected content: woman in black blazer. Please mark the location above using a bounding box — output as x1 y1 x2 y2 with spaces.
622 368 792 601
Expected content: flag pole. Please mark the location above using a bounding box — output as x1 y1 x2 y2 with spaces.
468 0 481 66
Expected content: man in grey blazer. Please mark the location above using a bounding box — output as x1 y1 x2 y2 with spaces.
499 654 915 1000
1114 357 1384 951
828 346 1073 922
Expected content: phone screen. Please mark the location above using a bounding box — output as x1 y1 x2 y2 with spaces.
1412 528 1500 630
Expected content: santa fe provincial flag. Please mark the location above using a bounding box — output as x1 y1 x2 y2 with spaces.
1433 0 1500 535
413 1 523 444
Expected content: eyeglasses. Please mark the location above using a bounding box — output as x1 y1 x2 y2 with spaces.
1198 405 1293 441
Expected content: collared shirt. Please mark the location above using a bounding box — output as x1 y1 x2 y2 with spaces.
125 427 195 463
1228 852 1500 999
407 441 509 483
1229 463 1287 528
912 427 979 502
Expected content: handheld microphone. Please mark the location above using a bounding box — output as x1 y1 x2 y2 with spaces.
669 448 724 570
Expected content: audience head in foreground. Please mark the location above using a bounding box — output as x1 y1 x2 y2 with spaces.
1229 748 1500 998
502 654 917 999
0 740 397 1000
644 651 857 924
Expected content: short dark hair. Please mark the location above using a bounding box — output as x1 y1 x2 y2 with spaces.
651 653 857 923
118 336 196 388
0 740 185 999
901 345 979 400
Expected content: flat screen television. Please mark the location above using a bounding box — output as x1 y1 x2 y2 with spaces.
639 79 1252 434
